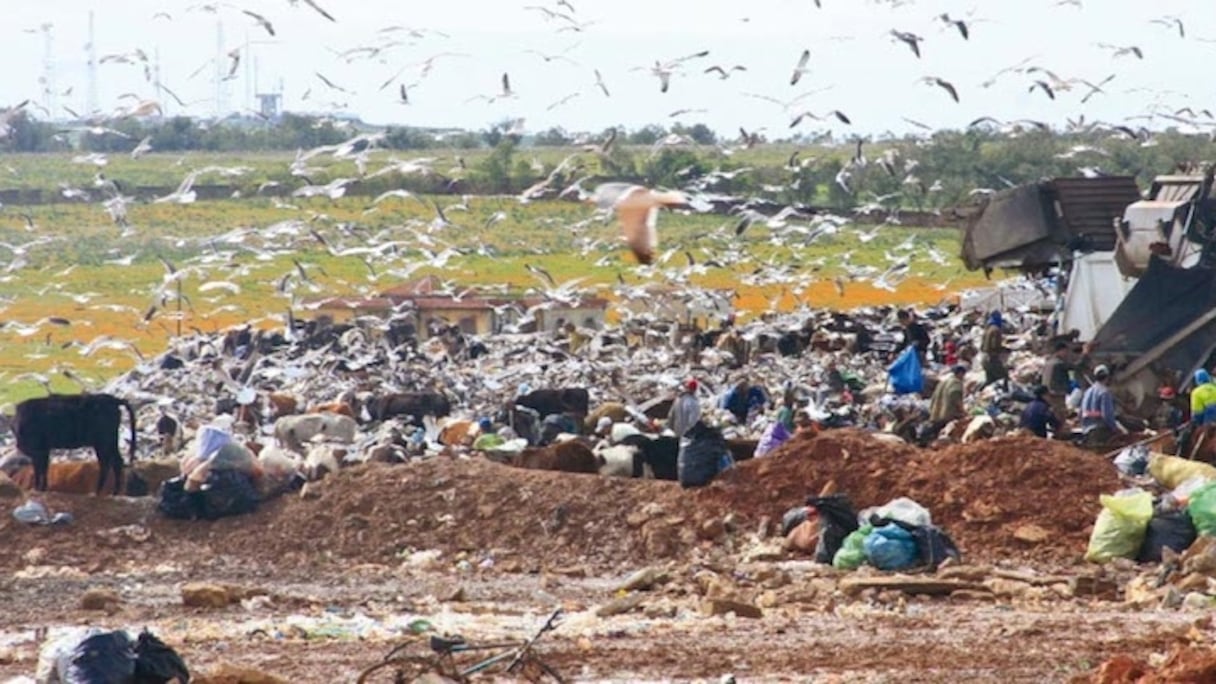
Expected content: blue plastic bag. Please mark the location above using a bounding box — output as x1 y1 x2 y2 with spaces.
887 347 924 395
863 524 919 570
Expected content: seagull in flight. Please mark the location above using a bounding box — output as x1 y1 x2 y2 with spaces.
1097 43 1143 59
789 49 810 85
588 183 693 265
890 30 924 58
1150 15 1185 38
920 76 960 102
634 50 709 93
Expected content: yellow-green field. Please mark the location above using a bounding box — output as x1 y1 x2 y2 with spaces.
0 167 988 408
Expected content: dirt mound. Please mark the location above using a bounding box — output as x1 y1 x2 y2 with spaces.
1082 646 1216 684
207 458 689 571
695 429 1120 561
1 457 698 574
1 431 1121 572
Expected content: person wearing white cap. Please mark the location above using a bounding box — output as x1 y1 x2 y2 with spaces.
594 416 613 438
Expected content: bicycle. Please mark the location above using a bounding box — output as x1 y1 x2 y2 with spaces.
356 608 566 683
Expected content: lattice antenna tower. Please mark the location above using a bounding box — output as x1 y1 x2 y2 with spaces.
154 48 165 116
86 12 99 118
214 19 229 118
40 23 56 120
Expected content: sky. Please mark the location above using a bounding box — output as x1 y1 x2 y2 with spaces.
2 0 1215 139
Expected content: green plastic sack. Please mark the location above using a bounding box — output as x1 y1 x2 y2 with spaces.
1188 482 1216 536
1084 491 1153 564
472 434 505 451
832 524 873 570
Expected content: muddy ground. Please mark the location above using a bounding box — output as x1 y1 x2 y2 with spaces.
0 432 1211 682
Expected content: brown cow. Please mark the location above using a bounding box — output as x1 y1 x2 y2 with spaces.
439 420 483 447
309 402 356 419
268 392 300 419
509 441 599 474
9 459 180 497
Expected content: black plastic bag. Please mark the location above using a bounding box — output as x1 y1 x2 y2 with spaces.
678 422 728 489
198 470 259 521
781 506 808 537
1137 510 1197 563
807 494 860 564
65 631 136 683
157 477 196 520
133 629 190 683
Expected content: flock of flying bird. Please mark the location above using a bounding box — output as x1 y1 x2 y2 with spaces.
0 0 1213 390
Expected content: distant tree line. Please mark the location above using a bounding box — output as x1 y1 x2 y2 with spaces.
2 110 1215 209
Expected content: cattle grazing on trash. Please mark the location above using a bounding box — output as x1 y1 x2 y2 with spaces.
367 391 452 424
595 443 650 478
273 413 358 452
8 459 180 497
514 388 591 420
618 433 680 480
509 440 599 474
12 393 137 495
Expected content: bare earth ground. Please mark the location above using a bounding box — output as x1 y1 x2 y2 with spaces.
0 432 1212 682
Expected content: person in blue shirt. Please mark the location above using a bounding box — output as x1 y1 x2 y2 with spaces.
1019 385 1062 438
721 379 769 424
1080 365 1121 446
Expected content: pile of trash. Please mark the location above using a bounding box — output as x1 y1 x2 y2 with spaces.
1085 447 1216 611
33 627 188 683
1086 451 1216 566
696 429 1120 561
781 494 960 572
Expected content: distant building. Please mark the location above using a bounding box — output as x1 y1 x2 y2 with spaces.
312 276 608 339
256 93 282 119
616 284 733 328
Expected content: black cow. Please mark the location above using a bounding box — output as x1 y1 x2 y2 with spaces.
618 434 679 481
367 391 452 424
12 393 137 495
514 388 590 420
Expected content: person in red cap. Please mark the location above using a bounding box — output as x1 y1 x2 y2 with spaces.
668 378 702 439
1153 385 1187 432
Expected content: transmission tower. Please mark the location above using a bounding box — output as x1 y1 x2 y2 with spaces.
214 19 229 118
40 23 56 120
86 11 99 118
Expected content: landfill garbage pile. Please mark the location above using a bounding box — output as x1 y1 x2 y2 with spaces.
694 429 1121 561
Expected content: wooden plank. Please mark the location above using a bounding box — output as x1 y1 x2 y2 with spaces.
839 576 988 597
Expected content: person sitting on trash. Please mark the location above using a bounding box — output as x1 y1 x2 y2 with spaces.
1019 385 1062 438
1080 364 1124 445
922 364 967 443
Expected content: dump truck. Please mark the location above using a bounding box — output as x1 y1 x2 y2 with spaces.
960 168 1216 419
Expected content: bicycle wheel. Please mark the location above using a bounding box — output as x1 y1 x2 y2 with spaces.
510 655 566 684
356 655 445 684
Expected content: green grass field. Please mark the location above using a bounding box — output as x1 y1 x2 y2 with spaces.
0 142 844 194
0 148 984 409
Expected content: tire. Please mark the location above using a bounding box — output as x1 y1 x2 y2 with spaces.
356 655 441 684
